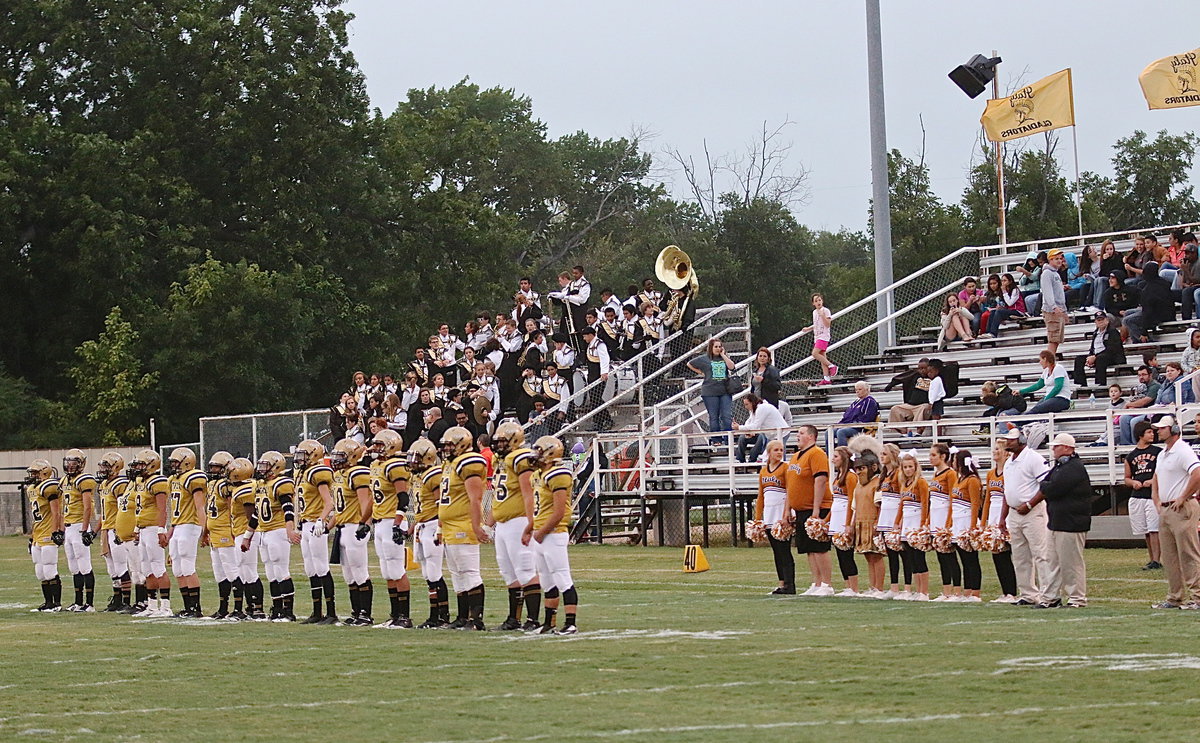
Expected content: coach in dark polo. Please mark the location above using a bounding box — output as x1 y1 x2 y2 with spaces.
1019 433 1092 608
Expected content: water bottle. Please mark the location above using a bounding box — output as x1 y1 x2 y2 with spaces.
1087 393 1096 409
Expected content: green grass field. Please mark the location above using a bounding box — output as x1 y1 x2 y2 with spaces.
0 535 1197 742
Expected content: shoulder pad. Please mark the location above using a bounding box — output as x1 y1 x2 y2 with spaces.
307 465 335 486
147 475 170 493
511 450 537 475
385 459 410 483
455 455 487 478
77 474 97 490
185 470 208 490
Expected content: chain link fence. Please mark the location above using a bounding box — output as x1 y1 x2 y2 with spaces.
198 409 329 465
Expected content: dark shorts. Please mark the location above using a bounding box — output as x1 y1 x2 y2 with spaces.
793 508 832 554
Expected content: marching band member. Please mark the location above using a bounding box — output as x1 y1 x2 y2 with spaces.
897 452 930 601
621 304 644 362
541 362 571 424
408 346 432 387
637 277 663 309
581 325 613 430
516 277 541 310
599 306 622 358
829 447 860 597
598 287 623 318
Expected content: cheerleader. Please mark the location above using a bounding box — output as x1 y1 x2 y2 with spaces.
849 437 886 597
876 444 911 598
755 440 794 595
829 448 860 597
983 443 1019 603
928 443 961 601
896 452 930 601
950 449 983 603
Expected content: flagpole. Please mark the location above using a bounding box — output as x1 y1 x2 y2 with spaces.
1071 124 1084 242
992 50 1007 246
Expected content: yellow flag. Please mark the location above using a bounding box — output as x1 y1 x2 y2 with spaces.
1139 49 1200 110
980 69 1075 143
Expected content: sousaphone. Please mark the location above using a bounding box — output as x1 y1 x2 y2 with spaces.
655 245 699 294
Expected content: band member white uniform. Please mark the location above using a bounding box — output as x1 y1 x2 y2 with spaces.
331 438 375 626
166 447 209 617
581 326 613 430
637 279 663 309
130 450 171 617
60 449 98 611
517 277 542 310
368 430 414 628
542 363 571 421
248 451 300 621
438 426 491 630
526 436 580 634
25 459 64 611
408 439 449 628
489 422 543 631
96 452 132 612
293 439 338 624
201 451 238 619
230 458 265 620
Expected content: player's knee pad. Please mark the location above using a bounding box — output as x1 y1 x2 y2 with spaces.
562 586 577 605
545 587 560 600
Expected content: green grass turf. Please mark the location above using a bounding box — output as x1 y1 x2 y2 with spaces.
0 535 1196 742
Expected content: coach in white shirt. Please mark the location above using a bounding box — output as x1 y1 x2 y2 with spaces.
999 428 1060 606
1149 416 1200 609
733 394 789 463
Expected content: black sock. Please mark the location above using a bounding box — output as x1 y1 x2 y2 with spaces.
426 580 440 621
468 584 485 622
73 573 84 605
309 577 323 615
523 583 541 623
135 583 147 605
160 585 171 604
322 573 336 614
232 579 244 611
564 611 577 627
455 592 468 622
361 580 373 618
389 586 400 619
350 583 361 615
50 576 61 604
249 580 262 612
83 572 94 606
192 586 202 613
40 580 50 605
218 580 231 612
435 579 449 622
269 580 281 614
281 579 294 616
398 590 410 619
148 587 158 601
543 607 557 628
507 586 522 621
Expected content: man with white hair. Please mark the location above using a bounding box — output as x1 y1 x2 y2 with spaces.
1149 415 1200 609
999 428 1059 607
833 381 879 447
1018 433 1092 608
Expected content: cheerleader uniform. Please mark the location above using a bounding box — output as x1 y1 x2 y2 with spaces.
877 469 911 590
830 473 859 584
983 468 1018 599
756 463 794 593
899 477 929 574
950 474 982 595
930 467 960 593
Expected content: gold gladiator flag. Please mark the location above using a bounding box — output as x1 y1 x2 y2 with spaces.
1139 49 1200 110
980 69 1075 143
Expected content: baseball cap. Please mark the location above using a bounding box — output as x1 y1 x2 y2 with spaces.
1050 433 1076 447
1047 249 1064 259
1152 415 1178 429
1094 311 1108 320
1001 429 1023 441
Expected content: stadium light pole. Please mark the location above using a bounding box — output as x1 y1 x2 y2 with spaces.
865 0 894 353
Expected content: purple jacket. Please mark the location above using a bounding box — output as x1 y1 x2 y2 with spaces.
838 395 879 425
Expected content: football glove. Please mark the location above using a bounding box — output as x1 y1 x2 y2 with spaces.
51 531 65 546
311 520 326 537
391 524 407 546
81 530 94 547
355 523 371 540
112 535 122 545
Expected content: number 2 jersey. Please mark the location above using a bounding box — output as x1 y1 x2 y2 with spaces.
414 466 443 524
439 453 488 544
29 479 62 546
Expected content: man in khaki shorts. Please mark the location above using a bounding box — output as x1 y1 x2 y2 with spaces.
1041 249 1068 356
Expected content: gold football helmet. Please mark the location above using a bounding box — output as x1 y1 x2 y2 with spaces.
254 450 287 481
206 451 234 479
292 439 326 470
97 451 126 481
440 426 475 460
406 439 439 473
370 429 404 459
128 449 162 479
330 439 366 470
492 420 525 456
25 459 55 485
227 457 254 484
168 447 198 475
532 435 565 467
62 448 86 476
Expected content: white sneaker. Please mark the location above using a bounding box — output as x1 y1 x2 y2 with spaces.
868 589 889 599
946 595 966 603
931 595 950 602
961 596 982 603
880 590 898 600
990 594 1018 604
911 593 930 601
836 588 859 598
800 583 818 596
133 602 156 617
894 591 911 601
812 584 836 597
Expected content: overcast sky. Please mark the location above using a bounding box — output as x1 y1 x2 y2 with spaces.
345 1 1199 236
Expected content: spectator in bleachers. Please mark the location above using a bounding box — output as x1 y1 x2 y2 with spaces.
1146 234 1180 288
1102 271 1139 327
1123 261 1174 343
1181 329 1200 402
1020 349 1072 416
750 348 782 409
344 407 365 445
1124 420 1162 571
1178 244 1200 321
833 381 879 447
1065 245 1098 310
981 274 1026 338
1072 311 1125 389
803 293 839 385
884 360 931 437
1085 382 1128 448
1040 250 1069 357
1091 240 1123 311
975 381 1026 436
926 359 951 421
1118 364 1193 446
350 370 369 409
423 406 449 447
687 338 737 438
937 293 975 350
957 277 986 334
382 392 405 433
1116 366 1162 445
1124 235 1150 283
1016 252 1046 313
975 274 1003 339
733 394 789 463
328 392 351 442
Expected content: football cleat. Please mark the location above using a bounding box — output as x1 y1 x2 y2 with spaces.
520 619 541 632
249 611 269 622
299 613 323 624
442 618 468 630
456 619 485 631
80 604 95 613
45 604 63 612
64 603 81 612
317 615 340 626
534 622 557 635
132 606 155 617
225 610 248 622
556 624 578 635
416 618 442 629
209 610 229 620
493 618 522 631
393 616 413 629
30 602 49 613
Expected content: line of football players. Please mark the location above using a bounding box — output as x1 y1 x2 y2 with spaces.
22 424 580 633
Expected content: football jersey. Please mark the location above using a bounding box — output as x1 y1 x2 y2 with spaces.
532 465 574 534
439 453 488 544
254 477 295 532
414 466 443 523
113 480 137 542
230 482 256 535
29 479 61 546
98 476 129 531
169 469 209 526
61 473 97 526
492 448 537 523
370 457 411 519
332 466 372 526
133 475 170 529
296 465 335 523
204 479 235 548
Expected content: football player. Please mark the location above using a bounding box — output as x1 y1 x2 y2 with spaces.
201 451 237 619
25 459 64 611
96 452 132 612
489 421 542 631
129 450 171 617
231 458 266 620
368 430 414 629
166 447 209 617
408 439 449 628
526 436 580 634
437 426 491 630
330 438 374 626
249 451 301 621
60 449 98 611
112 455 146 613
293 439 338 624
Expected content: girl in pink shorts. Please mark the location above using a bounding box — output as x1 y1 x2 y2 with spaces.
803 293 838 385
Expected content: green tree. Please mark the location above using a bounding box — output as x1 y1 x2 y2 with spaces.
881 149 968 275
962 136 1080 244
1079 129 1200 229
68 307 159 445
